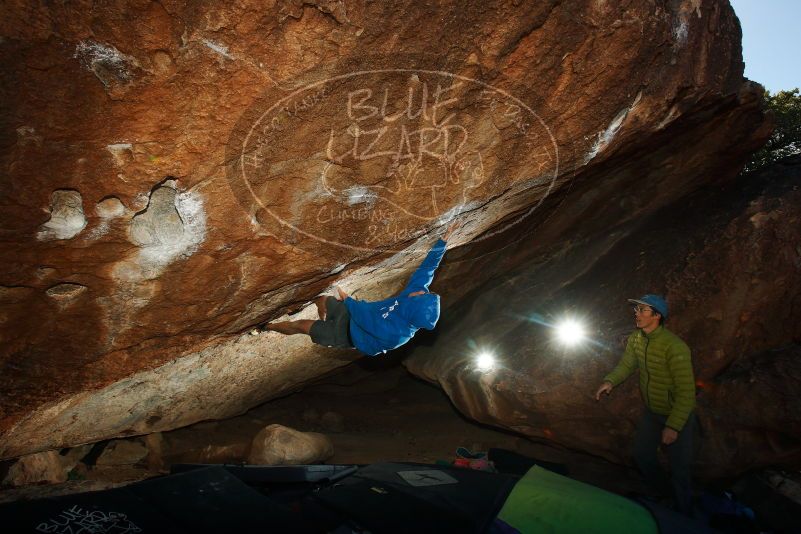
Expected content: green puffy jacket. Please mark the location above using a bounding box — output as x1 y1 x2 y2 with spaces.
604 326 696 431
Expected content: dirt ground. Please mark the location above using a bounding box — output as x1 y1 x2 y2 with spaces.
164 359 650 495
0 360 649 502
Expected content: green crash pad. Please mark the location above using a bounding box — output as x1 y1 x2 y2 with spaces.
497 466 658 533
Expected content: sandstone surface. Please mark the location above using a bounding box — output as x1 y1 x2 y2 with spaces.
2 445 91 486
248 424 334 465
0 0 771 460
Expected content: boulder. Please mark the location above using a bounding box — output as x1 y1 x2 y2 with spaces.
0 0 771 459
247 425 333 465
3 445 91 486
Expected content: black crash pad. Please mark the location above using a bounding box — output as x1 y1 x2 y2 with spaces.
0 466 300 533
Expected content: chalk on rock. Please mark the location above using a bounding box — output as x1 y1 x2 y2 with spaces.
96 196 126 218
45 283 88 308
37 190 87 241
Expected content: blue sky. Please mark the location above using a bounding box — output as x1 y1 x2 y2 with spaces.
729 0 801 93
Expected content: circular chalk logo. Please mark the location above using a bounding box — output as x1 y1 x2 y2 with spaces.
227 68 558 253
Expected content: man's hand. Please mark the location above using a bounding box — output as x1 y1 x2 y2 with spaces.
335 286 349 301
662 427 678 445
595 381 613 401
443 221 459 241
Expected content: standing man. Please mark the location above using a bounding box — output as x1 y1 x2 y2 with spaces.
595 294 697 515
261 223 457 356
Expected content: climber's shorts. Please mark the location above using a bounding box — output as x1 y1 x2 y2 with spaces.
309 297 354 349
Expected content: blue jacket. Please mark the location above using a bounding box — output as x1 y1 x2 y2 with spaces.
344 239 447 356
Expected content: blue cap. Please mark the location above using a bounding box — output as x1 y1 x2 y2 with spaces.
628 294 668 319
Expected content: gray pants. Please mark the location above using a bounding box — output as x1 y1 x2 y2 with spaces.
309 297 354 349
633 410 696 516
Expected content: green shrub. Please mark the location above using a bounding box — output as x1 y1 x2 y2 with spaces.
745 88 801 173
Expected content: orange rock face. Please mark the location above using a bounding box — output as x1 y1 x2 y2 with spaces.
0 0 769 458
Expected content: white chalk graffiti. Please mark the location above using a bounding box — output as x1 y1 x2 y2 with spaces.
235 69 559 252
319 81 488 221
36 505 142 534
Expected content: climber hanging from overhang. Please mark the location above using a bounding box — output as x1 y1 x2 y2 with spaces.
259 222 458 356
